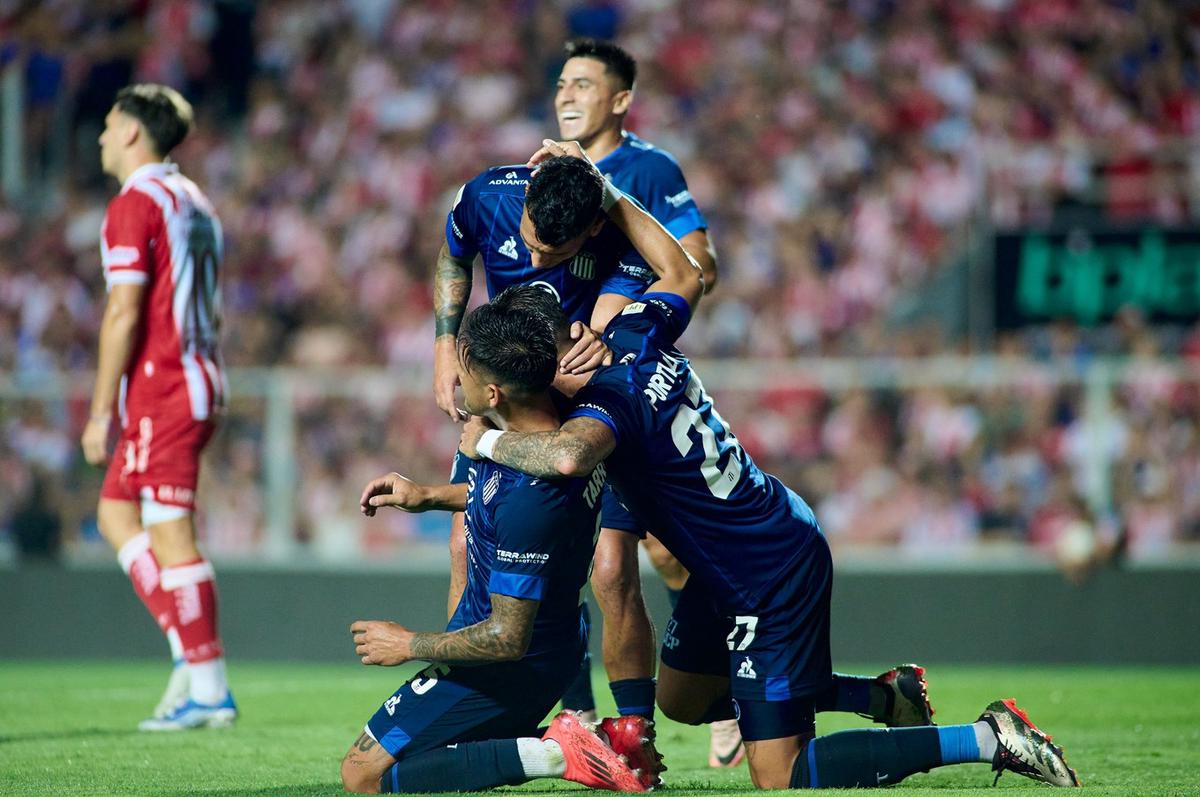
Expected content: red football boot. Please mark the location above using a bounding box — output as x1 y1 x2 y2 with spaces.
599 715 666 788
542 711 648 792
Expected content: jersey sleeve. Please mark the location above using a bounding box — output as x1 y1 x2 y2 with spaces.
488 483 570 601
597 229 656 300
567 378 642 445
100 191 159 289
602 292 692 348
445 177 482 260
640 155 708 240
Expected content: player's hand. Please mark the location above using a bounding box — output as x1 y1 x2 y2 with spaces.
360 472 429 516
559 321 612 374
434 335 465 423
527 139 594 171
458 415 497 461
351 620 414 666
81 416 111 466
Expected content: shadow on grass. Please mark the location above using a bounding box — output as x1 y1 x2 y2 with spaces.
0 727 143 745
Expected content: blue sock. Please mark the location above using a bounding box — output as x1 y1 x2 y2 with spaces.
813 674 873 716
666 587 682 609
379 740 526 793
936 724 981 764
789 727 944 788
609 678 656 719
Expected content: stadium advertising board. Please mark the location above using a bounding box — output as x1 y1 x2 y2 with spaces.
994 227 1200 327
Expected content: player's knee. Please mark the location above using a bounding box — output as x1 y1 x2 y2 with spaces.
656 691 705 725
749 765 791 790
340 754 382 794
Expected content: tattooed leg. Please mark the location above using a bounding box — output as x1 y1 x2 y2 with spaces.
341 730 398 794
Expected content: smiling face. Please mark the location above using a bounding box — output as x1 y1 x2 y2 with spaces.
555 56 630 147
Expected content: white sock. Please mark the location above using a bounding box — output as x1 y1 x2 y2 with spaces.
188 657 228 704
516 738 565 778
167 627 184 663
974 720 999 762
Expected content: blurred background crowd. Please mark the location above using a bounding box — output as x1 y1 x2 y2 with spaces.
2 0 1199 565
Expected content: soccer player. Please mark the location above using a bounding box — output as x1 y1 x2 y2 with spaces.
432 144 662 736
553 36 743 760
461 142 1081 790
81 84 234 730
343 292 651 794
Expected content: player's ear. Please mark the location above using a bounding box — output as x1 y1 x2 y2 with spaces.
486 383 502 409
611 89 633 116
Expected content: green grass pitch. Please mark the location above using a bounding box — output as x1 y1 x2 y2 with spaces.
1 661 1196 796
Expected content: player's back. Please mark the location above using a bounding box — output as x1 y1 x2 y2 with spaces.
569 295 820 612
102 162 224 421
444 165 653 324
452 458 605 663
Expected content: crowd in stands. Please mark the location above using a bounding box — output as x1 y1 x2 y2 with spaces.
2 0 1199 563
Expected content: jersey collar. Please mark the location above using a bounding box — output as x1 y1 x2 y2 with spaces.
122 161 180 191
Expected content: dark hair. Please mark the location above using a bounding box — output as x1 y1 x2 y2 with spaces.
459 290 559 396
525 156 603 248
491 284 571 343
114 84 194 156
565 38 638 91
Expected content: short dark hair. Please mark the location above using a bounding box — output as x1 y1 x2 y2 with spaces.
114 84 194 156
565 38 637 91
459 289 559 397
491 284 571 344
525 156 603 248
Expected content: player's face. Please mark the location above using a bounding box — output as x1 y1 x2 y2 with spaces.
556 57 627 145
519 208 590 269
98 107 132 178
456 345 494 416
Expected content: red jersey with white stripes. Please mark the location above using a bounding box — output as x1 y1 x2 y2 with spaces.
100 161 225 424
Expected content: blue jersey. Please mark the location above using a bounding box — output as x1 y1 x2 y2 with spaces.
596 132 708 242
450 458 606 662
566 293 821 612
445 165 654 324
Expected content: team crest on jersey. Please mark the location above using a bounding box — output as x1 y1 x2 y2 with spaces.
482 471 501 504
498 236 519 260
570 252 597 280
736 657 757 679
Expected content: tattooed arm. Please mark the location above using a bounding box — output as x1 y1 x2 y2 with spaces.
461 416 617 479
351 593 538 666
433 242 475 421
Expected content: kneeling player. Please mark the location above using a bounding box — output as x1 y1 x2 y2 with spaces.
461 141 1081 790
342 298 656 794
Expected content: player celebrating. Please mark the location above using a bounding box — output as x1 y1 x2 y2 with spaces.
432 141 663 738
81 84 234 730
552 36 730 756
343 291 651 794
461 142 1080 790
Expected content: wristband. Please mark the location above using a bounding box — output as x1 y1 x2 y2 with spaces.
601 178 623 212
477 429 505 459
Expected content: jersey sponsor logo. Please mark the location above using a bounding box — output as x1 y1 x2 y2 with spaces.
570 251 597 280
621 302 646 316
384 694 402 715
736 657 757 679
662 618 680 650
618 262 655 282
450 215 464 240
498 236 519 260
495 549 551 564
642 352 685 408
488 172 528 186
664 189 693 208
155 484 195 505
582 462 607 510
619 352 636 365
482 471 501 505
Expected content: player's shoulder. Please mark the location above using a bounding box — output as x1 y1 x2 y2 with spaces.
617 132 683 169
470 164 533 193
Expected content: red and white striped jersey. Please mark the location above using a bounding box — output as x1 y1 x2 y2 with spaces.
100 161 226 423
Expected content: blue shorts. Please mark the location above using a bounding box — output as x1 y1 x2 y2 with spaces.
451 452 641 535
660 533 834 741
365 650 582 758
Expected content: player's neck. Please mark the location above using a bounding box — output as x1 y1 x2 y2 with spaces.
582 126 624 163
491 394 561 433
116 153 165 185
